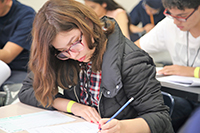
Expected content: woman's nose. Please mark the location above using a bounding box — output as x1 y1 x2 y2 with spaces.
68 51 79 60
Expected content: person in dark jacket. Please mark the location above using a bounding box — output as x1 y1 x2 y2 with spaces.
129 0 165 42
18 0 174 132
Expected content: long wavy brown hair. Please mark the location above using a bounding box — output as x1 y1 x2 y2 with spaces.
30 0 114 107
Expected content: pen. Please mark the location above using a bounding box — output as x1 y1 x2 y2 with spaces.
106 97 134 124
98 97 134 132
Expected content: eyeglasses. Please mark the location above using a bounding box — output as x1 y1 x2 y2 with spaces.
163 7 198 22
55 32 84 60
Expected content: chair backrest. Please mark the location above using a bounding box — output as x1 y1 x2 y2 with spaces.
1 71 27 105
161 91 175 116
3 83 23 105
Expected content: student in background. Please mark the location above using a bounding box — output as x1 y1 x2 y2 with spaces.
135 0 200 131
0 0 35 90
18 0 174 132
84 0 130 39
129 0 165 41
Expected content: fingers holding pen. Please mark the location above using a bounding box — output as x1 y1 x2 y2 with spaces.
98 118 121 133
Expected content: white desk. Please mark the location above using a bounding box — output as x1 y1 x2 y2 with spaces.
0 102 85 133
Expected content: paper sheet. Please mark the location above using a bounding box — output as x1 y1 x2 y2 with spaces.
27 122 99 133
157 75 200 87
156 67 163 76
0 111 75 133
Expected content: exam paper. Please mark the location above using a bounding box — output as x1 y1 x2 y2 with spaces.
157 75 200 87
27 122 99 133
156 67 163 76
0 111 75 133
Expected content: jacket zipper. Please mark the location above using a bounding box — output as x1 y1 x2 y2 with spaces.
73 86 80 103
98 91 103 117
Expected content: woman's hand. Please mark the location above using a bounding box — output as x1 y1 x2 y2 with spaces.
98 118 150 133
98 118 121 133
71 102 101 124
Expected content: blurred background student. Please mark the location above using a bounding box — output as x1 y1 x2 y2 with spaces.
135 0 200 131
129 0 165 42
84 0 131 39
0 0 35 105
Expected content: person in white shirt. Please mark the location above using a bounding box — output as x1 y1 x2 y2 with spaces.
135 0 200 132
135 0 200 77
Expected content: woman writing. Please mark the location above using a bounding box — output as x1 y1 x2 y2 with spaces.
18 0 173 132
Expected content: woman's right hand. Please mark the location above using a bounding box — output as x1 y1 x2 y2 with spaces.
71 102 101 124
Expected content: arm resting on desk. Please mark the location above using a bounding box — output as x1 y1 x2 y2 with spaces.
18 72 57 110
157 65 195 77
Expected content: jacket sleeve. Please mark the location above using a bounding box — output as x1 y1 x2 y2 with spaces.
122 43 174 133
18 72 56 110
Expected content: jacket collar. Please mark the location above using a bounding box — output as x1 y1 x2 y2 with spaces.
100 16 124 98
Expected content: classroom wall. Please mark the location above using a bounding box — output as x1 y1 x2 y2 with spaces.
116 0 140 13
18 0 140 13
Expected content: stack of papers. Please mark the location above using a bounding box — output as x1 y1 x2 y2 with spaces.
27 122 99 133
157 75 200 87
156 67 163 76
0 111 75 133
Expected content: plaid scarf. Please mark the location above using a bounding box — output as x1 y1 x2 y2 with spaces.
79 61 101 108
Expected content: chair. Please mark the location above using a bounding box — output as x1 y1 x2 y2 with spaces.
161 91 175 116
3 83 23 105
0 71 27 106
0 91 6 106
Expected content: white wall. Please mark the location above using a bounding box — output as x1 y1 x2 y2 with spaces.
116 0 140 13
18 0 46 12
18 0 140 13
